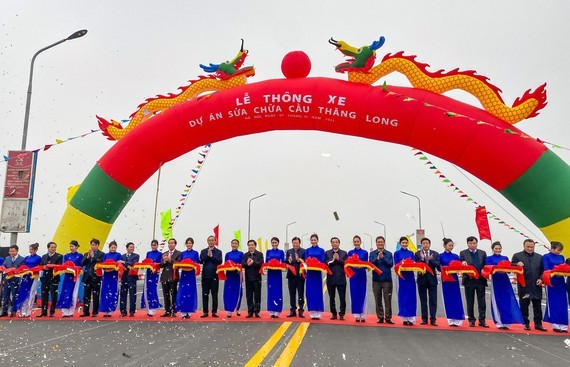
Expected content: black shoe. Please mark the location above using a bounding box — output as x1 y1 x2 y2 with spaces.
271 315 278 319
212 313 219 318
420 320 428 325
91 314 98 317
62 315 73 318
129 313 135 317
403 321 410 326
298 311 305 318
339 315 345 321
479 322 489 328
430 321 438 327
330 315 338 320
245 314 253 318
498 326 509 330
80 313 90 317
120 313 127 317
377 318 384 324
254 313 260 318
469 321 476 327
523 324 531 330
287 312 296 318
37 313 47 318
182 315 190 319
0 313 7 318
200 313 208 318
49 314 55 318
160 312 171 317
236 312 241 316
385 319 394 324
535 325 547 332
450 324 459 327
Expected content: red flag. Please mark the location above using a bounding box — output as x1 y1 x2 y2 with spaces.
475 206 492 241
213 224 219 246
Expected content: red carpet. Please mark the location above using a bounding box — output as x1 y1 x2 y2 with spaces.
5 310 565 336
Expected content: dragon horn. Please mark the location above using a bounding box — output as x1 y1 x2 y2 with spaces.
240 38 244 52
328 37 338 45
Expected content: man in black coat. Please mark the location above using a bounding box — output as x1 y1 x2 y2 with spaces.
81 239 104 317
459 236 489 328
160 238 182 317
120 242 140 317
242 240 264 318
414 237 441 326
199 235 223 317
512 239 546 331
38 241 62 317
324 237 347 320
286 236 306 318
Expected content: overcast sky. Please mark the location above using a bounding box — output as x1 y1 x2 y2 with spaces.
1 1 569 257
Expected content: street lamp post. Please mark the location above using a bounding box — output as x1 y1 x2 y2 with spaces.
285 221 297 251
21 29 88 151
10 29 88 246
373 221 387 241
301 232 309 245
363 232 373 252
400 191 422 230
247 193 266 241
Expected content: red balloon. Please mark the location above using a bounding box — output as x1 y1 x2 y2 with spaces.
281 51 311 79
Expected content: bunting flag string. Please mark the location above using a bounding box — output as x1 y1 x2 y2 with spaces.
168 144 212 228
1 120 131 164
384 87 570 156
411 148 548 249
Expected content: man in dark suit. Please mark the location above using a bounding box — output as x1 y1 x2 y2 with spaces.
0 245 25 317
324 237 347 320
200 235 223 317
414 237 441 326
512 239 546 331
370 236 394 324
120 242 140 317
459 236 488 327
286 236 306 318
242 240 264 318
38 241 62 317
160 238 181 317
81 238 104 317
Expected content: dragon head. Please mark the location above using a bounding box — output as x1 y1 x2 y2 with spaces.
329 36 385 73
200 39 255 80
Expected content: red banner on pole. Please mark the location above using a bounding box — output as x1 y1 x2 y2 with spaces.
475 206 492 241
213 224 219 246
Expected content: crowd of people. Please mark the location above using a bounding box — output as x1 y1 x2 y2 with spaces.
0 234 568 333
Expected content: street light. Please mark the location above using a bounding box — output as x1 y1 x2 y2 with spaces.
400 191 422 229
285 221 297 251
301 232 309 245
363 232 373 251
247 193 266 241
373 221 387 240
21 29 88 150
11 29 87 247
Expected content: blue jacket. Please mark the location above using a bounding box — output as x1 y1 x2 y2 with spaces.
3 254 24 269
369 249 393 282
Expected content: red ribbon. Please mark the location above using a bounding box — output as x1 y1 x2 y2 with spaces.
480 260 525 287
260 258 296 276
52 260 83 282
94 259 125 279
343 254 382 278
173 258 201 277
394 258 434 279
132 258 161 273
299 257 332 278
441 260 479 282
216 260 241 281
542 263 570 287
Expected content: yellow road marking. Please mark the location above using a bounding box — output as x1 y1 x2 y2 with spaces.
244 322 292 367
274 322 310 367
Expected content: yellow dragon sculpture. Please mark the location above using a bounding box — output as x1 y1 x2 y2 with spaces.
97 40 255 140
329 37 547 124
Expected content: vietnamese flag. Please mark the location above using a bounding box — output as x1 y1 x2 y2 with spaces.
475 206 492 241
